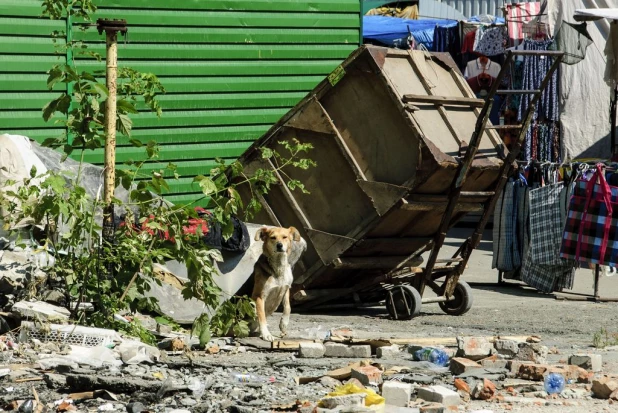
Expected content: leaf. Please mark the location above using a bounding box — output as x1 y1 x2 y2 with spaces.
117 99 139 114
29 166 37 178
93 82 109 98
46 66 64 90
222 219 234 240
260 147 273 159
198 177 217 196
117 113 133 136
129 138 143 147
232 321 250 338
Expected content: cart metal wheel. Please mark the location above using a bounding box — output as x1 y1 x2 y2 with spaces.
386 285 421 320
439 280 473 316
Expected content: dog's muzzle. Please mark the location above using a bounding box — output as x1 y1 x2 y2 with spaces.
276 242 284 252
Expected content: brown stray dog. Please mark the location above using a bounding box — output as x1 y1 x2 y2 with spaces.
251 226 302 342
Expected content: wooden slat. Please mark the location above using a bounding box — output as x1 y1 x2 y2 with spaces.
402 94 486 107
333 256 423 270
399 199 485 213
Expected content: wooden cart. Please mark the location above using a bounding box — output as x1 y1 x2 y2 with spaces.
235 46 563 319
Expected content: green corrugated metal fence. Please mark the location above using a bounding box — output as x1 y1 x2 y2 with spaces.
0 0 361 205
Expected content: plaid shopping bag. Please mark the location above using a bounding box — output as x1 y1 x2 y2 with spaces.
560 164 618 266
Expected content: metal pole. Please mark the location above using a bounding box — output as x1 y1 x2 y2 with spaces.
610 85 618 158
104 29 118 206
97 19 127 242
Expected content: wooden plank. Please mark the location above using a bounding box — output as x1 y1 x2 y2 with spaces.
399 199 484 213
486 125 523 130
496 90 539 95
333 256 423 269
402 94 485 107
267 159 313 230
315 100 367 181
408 193 492 203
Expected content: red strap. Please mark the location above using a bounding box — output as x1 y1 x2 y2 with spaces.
575 164 613 264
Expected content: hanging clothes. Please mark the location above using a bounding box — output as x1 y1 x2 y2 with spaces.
492 177 526 271
604 22 618 87
432 22 460 55
506 2 541 47
517 39 560 162
521 182 575 293
553 21 593 66
474 26 508 57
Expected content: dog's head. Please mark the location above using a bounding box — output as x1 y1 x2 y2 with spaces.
255 226 301 257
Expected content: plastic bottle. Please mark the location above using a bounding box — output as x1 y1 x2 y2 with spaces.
544 373 565 394
230 372 276 384
413 347 449 367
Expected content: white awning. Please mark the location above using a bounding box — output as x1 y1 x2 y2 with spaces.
574 8 618 21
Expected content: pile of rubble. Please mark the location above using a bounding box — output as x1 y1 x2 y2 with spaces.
0 324 615 413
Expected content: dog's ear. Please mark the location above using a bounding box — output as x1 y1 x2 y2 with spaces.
289 226 301 242
255 227 268 242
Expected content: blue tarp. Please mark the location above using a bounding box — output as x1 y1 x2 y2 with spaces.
363 15 457 50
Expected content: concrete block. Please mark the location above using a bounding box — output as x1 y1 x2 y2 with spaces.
569 354 602 372
514 343 548 364
298 342 325 358
377 345 400 358
382 381 412 407
320 393 366 409
349 345 371 358
350 365 382 385
416 385 461 406
383 407 420 413
450 357 482 375
456 337 493 361
324 343 371 358
494 339 519 358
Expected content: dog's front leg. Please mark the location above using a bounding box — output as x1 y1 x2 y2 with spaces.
279 288 291 337
254 296 274 342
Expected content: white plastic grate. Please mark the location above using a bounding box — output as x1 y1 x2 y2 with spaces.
19 321 122 347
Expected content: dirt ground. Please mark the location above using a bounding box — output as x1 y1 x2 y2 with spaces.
263 227 618 413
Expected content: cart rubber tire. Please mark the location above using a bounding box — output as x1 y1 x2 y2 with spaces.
386 285 421 320
439 280 473 316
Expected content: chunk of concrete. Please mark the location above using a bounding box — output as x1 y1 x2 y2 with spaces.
494 339 519 358
592 376 618 399
450 358 482 375
456 337 493 361
471 378 496 400
416 385 460 406
324 342 371 358
320 393 366 409
569 354 602 372
299 342 325 358
12 300 70 322
513 343 548 364
383 407 420 413
377 345 400 358
382 381 412 407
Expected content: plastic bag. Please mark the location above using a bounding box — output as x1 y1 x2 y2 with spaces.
324 383 385 406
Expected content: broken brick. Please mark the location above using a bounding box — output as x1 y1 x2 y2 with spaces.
350 365 382 385
453 378 470 394
449 358 482 375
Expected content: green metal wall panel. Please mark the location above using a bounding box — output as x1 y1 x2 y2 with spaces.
0 0 361 205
